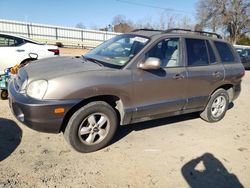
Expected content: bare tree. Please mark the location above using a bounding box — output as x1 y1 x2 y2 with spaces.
157 13 193 30
75 22 86 29
177 16 193 30
196 0 250 43
194 23 204 31
90 24 99 30
111 13 193 33
112 15 126 26
112 15 134 33
113 23 133 33
157 13 176 30
135 16 155 29
159 14 167 30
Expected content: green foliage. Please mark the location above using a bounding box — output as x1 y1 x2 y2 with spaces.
236 35 250 45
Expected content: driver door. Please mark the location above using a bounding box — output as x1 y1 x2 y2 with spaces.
132 38 187 121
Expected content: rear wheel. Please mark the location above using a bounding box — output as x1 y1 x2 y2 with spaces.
200 89 229 122
1 90 8 100
64 101 118 153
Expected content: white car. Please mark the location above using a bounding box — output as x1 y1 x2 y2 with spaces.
0 33 59 73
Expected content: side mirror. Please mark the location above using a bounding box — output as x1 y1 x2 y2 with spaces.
138 57 161 70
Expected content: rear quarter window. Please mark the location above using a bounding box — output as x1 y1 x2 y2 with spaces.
214 41 235 63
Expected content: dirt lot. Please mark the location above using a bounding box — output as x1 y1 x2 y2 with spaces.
59 48 89 56
0 51 250 187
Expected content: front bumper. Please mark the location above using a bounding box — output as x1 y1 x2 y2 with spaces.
8 81 80 133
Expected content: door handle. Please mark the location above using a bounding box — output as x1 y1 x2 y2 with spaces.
212 72 222 78
16 49 25 52
173 74 184 80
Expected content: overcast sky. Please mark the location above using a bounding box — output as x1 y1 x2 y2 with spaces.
0 0 197 28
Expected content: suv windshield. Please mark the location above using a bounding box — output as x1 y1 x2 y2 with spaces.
84 34 149 67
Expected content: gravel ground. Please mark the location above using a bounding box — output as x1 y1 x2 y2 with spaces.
0 67 250 187
59 48 89 56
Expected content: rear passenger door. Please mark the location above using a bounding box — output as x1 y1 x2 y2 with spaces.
184 38 224 110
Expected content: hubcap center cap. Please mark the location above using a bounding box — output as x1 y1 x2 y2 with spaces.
93 127 99 132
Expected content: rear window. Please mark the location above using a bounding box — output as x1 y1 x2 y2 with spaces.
214 41 235 63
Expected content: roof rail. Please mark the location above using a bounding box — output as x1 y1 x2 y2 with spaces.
164 28 222 39
132 28 163 32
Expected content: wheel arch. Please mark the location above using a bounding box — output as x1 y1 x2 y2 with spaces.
60 95 127 132
210 84 234 102
20 58 36 65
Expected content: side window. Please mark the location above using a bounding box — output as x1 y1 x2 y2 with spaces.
241 49 247 56
206 41 216 64
145 38 180 67
186 38 209 66
0 35 23 47
214 41 235 63
246 49 250 56
8 38 16 46
0 35 8 47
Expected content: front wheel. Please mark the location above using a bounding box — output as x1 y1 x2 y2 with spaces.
200 89 229 122
64 101 118 153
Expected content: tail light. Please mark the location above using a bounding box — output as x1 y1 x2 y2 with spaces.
48 49 59 55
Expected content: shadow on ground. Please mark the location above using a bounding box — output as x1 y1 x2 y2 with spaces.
182 153 244 188
112 112 199 144
0 118 22 161
112 102 235 145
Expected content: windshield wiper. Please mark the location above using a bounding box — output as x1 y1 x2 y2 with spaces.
82 56 104 67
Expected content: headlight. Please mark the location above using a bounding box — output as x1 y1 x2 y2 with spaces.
20 79 28 94
26 80 48 99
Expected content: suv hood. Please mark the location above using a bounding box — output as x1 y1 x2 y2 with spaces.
23 56 111 80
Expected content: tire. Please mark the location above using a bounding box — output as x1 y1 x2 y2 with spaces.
64 101 118 153
200 88 229 122
1 90 8 100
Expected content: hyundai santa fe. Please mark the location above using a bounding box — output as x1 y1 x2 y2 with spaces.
8 28 245 152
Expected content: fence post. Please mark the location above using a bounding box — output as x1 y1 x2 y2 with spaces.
55 27 58 40
27 24 30 37
81 30 84 49
81 30 83 41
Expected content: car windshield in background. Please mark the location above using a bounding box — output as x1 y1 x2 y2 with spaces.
84 34 149 67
